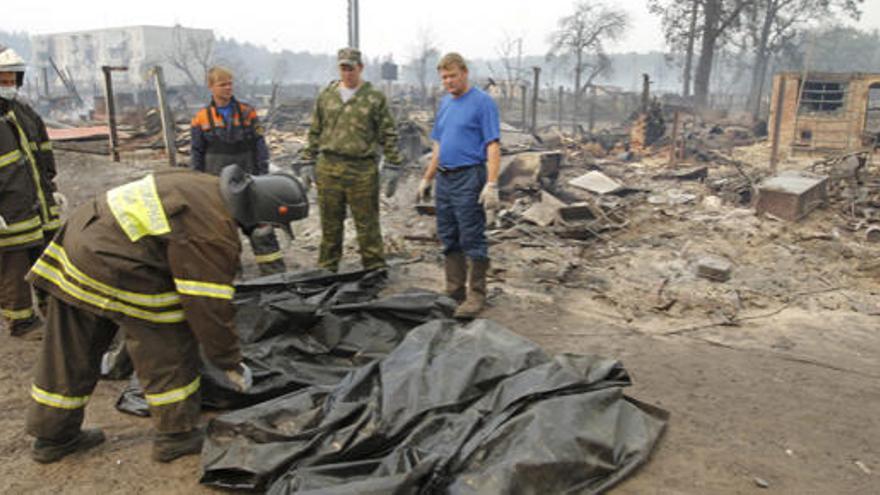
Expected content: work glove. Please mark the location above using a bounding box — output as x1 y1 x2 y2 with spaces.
381 163 402 198
225 362 253 392
52 192 68 214
478 182 500 210
416 178 433 203
296 160 316 190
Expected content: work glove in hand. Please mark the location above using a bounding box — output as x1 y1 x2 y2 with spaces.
225 362 253 392
416 178 433 203
297 160 316 190
52 192 68 213
381 164 402 198
478 182 500 210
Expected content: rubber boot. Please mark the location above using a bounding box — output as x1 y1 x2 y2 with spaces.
32 428 106 464
454 258 489 319
152 428 205 463
10 315 44 341
444 252 467 303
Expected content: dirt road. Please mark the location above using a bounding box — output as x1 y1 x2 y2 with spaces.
0 150 877 494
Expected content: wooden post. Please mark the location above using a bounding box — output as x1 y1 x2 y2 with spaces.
588 85 597 133
557 86 563 130
150 66 177 168
530 67 540 134
669 111 681 167
769 77 786 173
101 65 128 162
520 84 528 130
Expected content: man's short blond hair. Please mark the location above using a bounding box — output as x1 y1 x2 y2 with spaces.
437 53 468 72
207 66 234 86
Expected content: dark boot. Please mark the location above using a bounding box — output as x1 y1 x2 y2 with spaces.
445 252 467 303
152 428 204 463
10 316 43 341
454 258 489 319
32 428 105 464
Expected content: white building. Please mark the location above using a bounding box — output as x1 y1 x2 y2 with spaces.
31 25 214 98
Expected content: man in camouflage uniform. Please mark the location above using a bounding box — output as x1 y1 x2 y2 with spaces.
301 47 404 272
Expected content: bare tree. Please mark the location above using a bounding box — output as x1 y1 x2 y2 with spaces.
165 24 215 94
649 0 702 97
548 1 629 129
407 28 440 107
740 0 862 119
692 0 754 107
490 32 525 109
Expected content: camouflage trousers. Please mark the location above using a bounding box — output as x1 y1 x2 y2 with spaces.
316 155 386 272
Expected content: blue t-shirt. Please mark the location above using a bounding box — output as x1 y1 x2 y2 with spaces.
216 102 235 123
430 87 500 168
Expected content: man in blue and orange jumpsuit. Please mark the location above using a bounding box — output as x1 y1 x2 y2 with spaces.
191 66 286 275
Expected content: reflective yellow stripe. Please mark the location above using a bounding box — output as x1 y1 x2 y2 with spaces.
49 205 60 216
254 251 283 264
106 175 171 242
40 141 53 151
145 376 200 406
31 384 89 410
174 278 235 300
0 215 41 234
30 259 185 323
41 218 61 231
28 142 38 151
0 228 43 247
41 243 181 308
1 307 34 321
7 112 50 224
0 149 22 168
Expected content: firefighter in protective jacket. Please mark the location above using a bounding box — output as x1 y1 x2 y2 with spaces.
0 46 63 338
25 165 308 463
190 66 286 276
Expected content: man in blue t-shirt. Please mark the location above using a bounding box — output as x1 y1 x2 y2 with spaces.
417 52 501 318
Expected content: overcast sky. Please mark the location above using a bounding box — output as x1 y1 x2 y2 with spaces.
7 0 880 60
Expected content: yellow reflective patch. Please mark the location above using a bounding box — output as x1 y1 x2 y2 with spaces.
49 205 60 216
31 384 89 410
0 215 41 234
42 218 61 231
0 149 22 168
0 228 44 247
106 175 171 242
174 278 235 300
41 242 182 308
30 259 185 323
145 376 200 406
1 307 34 320
254 251 283 264
40 142 53 151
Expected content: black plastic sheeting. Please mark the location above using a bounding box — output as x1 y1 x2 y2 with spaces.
111 269 667 493
200 319 668 494
115 269 456 416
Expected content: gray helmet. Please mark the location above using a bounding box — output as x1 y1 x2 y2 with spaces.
219 164 308 231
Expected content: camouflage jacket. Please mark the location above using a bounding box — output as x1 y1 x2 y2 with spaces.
304 81 403 165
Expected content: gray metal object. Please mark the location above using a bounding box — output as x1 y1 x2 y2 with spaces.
755 171 828 221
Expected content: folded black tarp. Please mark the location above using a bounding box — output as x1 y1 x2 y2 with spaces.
200 319 668 494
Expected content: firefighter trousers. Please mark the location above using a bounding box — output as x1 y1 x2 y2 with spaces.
0 247 43 330
246 225 285 275
26 297 202 442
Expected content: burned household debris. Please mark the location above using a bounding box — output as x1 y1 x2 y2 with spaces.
2 5 880 494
